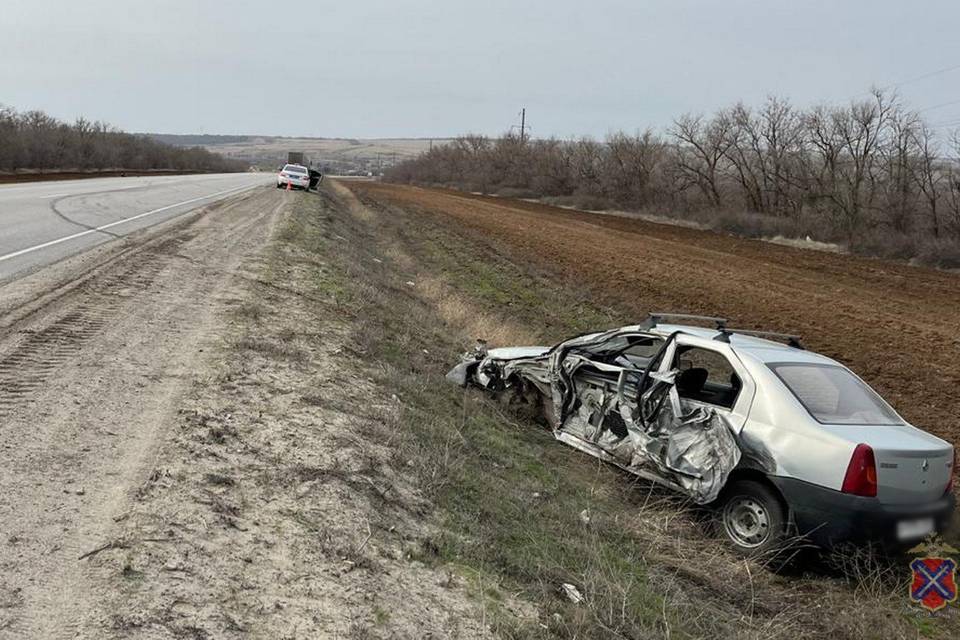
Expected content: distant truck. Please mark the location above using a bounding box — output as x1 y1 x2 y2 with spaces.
287 151 306 165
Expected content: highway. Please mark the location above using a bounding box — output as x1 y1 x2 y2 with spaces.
0 172 273 282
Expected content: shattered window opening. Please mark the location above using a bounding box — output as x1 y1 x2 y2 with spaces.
671 346 742 410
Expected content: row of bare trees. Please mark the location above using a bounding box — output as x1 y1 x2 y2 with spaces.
0 105 245 174
386 91 960 266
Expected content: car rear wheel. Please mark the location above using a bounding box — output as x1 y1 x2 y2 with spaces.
716 480 787 557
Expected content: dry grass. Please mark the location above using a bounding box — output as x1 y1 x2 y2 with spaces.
415 275 540 347
319 180 960 639
234 334 310 362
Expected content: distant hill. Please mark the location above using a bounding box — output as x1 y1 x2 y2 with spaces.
139 134 450 174
142 134 252 146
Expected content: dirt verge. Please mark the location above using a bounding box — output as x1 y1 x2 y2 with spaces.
0 188 290 638
80 188 494 639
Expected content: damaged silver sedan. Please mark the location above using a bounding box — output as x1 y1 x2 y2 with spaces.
448 314 956 555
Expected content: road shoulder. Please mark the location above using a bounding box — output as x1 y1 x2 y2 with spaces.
83 189 492 638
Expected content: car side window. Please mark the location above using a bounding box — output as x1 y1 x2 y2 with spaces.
621 338 660 359
672 346 741 409
610 336 663 368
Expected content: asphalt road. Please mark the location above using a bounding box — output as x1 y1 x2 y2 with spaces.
0 172 273 282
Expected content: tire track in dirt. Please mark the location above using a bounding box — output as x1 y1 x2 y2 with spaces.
343 182 960 447
0 188 285 639
0 243 181 419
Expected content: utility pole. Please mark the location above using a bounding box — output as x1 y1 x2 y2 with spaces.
519 108 526 143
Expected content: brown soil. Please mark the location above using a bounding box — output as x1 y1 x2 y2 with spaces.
343 182 960 449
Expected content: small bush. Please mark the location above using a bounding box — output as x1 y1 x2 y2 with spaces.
709 210 797 239
915 236 960 269
851 230 918 261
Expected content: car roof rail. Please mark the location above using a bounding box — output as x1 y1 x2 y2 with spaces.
714 328 804 349
640 312 728 331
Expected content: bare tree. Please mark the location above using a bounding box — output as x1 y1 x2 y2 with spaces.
803 90 894 239
911 124 945 237
722 97 806 217
601 130 667 207
671 112 734 207
571 137 604 196
878 104 921 233
530 138 576 196
944 131 960 237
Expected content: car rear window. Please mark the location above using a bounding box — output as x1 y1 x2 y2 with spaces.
283 165 307 174
769 363 902 425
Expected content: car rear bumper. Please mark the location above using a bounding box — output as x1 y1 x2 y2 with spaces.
771 476 956 548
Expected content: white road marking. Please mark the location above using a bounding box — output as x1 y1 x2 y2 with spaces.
0 183 260 264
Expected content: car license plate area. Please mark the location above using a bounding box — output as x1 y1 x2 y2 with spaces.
897 517 934 541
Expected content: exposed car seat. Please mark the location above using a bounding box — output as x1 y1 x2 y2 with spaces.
729 372 742 393
713 373 742 408
677 367 708 397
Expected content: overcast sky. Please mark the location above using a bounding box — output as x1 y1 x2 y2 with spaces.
2 0 960 139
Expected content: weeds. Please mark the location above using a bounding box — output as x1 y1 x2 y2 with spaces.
233 301 265 321
235 335 309 362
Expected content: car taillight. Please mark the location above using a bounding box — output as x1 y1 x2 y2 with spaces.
946 448 956 494
841 443 877 497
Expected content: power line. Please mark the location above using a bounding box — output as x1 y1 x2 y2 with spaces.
886 63 960 90
929 118 960 129
918 98 960 113
849 62 960 100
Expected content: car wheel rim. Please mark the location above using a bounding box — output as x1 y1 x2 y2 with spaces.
722 496 770 549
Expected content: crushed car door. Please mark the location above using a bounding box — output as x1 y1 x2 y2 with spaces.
669 334 755 434
612 333 747 503
552 332 663 464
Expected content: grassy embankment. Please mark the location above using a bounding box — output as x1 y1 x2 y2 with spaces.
255 183 957 639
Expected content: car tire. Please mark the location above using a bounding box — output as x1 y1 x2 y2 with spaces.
715 480 788 558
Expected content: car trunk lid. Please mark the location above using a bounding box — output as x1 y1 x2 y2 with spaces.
825 424 953 504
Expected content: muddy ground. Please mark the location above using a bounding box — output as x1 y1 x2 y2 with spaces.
343 182 960 449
